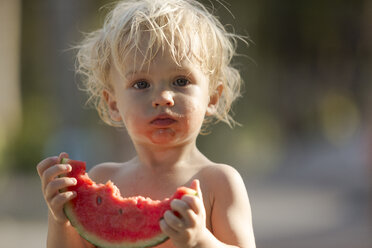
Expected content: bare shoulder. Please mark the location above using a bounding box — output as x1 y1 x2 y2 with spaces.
199 163 247 196
88 162 124 184
203 163 243 178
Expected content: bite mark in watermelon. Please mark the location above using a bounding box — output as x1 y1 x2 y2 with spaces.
60 158 196 248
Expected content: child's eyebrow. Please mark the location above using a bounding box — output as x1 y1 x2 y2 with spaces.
124 66 192 79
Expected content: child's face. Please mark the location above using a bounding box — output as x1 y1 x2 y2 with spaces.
105 49 218 147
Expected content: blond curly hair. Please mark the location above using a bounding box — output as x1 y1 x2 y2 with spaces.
76 0 247 128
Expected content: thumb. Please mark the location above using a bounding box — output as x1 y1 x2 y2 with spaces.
190 179 203 201
58 152 69 163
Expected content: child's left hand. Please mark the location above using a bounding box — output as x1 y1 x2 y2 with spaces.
159 179 207 248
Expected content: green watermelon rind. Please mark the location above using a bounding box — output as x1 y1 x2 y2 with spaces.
64 202 168 248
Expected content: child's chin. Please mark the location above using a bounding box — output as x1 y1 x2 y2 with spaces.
149 128 178 144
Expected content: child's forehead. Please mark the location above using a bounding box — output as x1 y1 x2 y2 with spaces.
115 48 199 77
114 37 203 75
125 28 201 58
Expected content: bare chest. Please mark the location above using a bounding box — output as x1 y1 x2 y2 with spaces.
109 170 213 230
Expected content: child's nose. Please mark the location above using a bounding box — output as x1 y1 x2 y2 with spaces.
152 90 174 108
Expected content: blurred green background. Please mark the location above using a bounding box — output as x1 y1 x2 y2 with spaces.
0 0 371 247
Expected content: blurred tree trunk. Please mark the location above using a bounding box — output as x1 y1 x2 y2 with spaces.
0 0 22 164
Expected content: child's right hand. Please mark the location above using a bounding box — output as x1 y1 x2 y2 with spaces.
36 152 77 224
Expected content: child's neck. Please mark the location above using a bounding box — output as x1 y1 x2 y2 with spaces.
133 141 205 171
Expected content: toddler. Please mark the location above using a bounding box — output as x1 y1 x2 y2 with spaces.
37 0 255 247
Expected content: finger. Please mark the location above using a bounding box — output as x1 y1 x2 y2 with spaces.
181 194 203 215
36 156 59 178
159 217 179 237
163 210 185 231
45 177 77 201
50 191 76 222
58 152 69 162
42 163 72 189
190 179 203 202
170 199 197 227
171 199 189 216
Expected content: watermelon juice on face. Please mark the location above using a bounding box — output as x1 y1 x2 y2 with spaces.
36 0 256 248
107 47 210 147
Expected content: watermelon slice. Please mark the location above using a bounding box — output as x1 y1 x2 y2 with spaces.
60 158 196 248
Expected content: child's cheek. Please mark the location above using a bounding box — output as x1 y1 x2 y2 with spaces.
186 97 208 120
122 108 147 133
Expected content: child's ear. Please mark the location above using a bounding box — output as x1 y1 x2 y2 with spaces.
206 84 223 116
103 89 122 122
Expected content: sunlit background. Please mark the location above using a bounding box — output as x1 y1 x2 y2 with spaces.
0 0 371 247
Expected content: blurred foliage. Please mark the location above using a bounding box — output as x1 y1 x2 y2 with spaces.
3 0 371 174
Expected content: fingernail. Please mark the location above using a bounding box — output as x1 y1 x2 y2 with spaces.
68 191 76 197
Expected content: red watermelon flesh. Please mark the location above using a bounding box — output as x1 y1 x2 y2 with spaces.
61 158 196 248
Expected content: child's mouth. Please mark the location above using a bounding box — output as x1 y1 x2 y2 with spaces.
150 118 176 126
150 114 177 127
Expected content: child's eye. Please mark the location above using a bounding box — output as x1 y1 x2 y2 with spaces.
133 80 150 89
173 78 190 87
